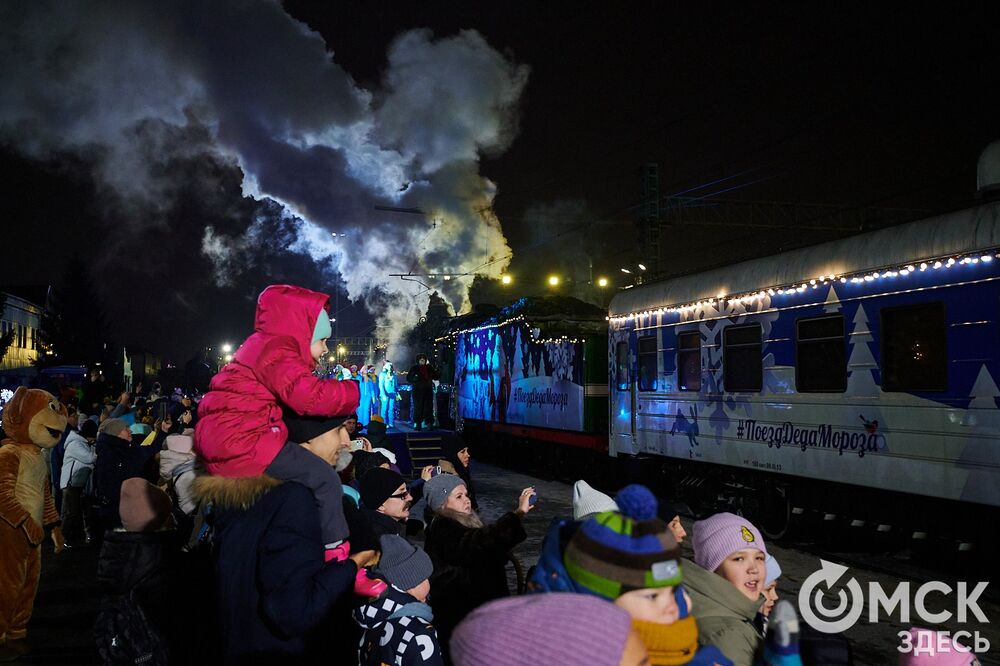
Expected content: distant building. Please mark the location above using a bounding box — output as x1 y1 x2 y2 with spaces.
124 346 161 392
327 337 387 367
0 288 46 387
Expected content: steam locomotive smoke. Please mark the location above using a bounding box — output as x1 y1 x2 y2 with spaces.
0 1 526 348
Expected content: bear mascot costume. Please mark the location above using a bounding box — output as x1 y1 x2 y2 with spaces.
0 387 66 660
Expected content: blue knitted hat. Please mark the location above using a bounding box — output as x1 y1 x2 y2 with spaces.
563 484 683 600
312 309 331 343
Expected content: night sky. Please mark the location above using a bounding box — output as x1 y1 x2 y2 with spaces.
2 1 999 363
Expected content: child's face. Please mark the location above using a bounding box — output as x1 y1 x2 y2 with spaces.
408 578 430 602
666 515 687 544
311 338 328 364
615 587 681 624
761 581 778 617
457 447 471 467
715 548 766 601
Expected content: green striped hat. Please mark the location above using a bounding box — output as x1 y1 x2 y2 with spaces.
563 484 682 600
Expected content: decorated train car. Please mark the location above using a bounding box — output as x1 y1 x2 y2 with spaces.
608 201 1000 539
437 297 608 470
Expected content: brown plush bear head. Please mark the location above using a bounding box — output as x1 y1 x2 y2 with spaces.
2 387 68 449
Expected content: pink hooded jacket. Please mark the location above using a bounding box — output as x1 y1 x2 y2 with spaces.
194 285 359 477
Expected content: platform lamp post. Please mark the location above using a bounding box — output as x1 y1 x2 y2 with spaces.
219 342 233 366
621 263 647 286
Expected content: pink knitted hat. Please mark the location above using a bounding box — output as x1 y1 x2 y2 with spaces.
898 628 977 665
692 512 767 573
451 593 634 666
119 478 173 533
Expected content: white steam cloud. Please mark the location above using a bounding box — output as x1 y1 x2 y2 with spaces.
0 0 526 348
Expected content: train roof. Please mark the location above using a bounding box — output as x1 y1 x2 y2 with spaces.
610 201 1000 317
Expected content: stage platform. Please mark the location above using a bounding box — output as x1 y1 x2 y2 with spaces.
370 422 454 477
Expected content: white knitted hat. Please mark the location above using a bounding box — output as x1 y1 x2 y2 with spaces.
372 447 397 464
572 480 619 520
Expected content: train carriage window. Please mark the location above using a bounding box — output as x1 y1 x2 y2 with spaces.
881 302 947 392
615 341 630 391
678 331 701 391
724 324 762 392
796 315 846 392
638 335 658 391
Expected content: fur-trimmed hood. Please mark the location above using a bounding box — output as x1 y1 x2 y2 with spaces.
191 474 282 511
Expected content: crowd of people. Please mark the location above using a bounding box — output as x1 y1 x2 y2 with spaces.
0 282 982 665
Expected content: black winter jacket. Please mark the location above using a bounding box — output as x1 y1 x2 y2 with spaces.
195 477 358 665
92 432 160 525
362 508 406 541
97 530 183 660
423 511 526 650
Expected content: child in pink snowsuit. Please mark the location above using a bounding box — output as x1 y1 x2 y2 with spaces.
195 285 359 558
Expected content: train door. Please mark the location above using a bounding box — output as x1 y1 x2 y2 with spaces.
610 336 638 455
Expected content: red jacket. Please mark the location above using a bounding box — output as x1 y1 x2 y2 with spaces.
194 285 359 477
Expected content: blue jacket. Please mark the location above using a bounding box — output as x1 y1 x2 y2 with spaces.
195 477 359 665
379 371 398 398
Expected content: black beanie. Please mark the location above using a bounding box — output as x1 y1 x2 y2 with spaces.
359 467 406 510
79 420 98 439
353 450 391 480
284 411 349 444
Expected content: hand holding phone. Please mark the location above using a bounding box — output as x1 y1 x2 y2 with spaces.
517 487 537 514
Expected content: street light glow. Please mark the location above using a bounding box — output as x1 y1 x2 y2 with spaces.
501 274 512 285
597 277 608 287
224 354 233 362
548 275 560 286
638 263 647 271
221 343 232 353
621 268 631 274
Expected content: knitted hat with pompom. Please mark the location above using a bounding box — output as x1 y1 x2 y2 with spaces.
563 484 682 600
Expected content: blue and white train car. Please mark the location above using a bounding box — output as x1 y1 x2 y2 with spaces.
608 201 1000 534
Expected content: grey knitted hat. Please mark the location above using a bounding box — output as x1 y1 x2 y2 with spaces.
423 473 465 511
98 418 129 437
377 535 433 591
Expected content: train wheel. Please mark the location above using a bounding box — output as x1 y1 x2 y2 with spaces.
752 483 791 540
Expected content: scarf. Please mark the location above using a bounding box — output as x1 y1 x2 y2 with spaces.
388 601 434 623
632 616 700 665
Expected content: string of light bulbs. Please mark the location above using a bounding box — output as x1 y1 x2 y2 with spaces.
608 249 1000 323
435 314 583 346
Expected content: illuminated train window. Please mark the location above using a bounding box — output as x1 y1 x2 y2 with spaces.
724 324 762 392
615 341 629 391
677 331 701 391
638 335 658 391
881 302 947 392
796 314 846 392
